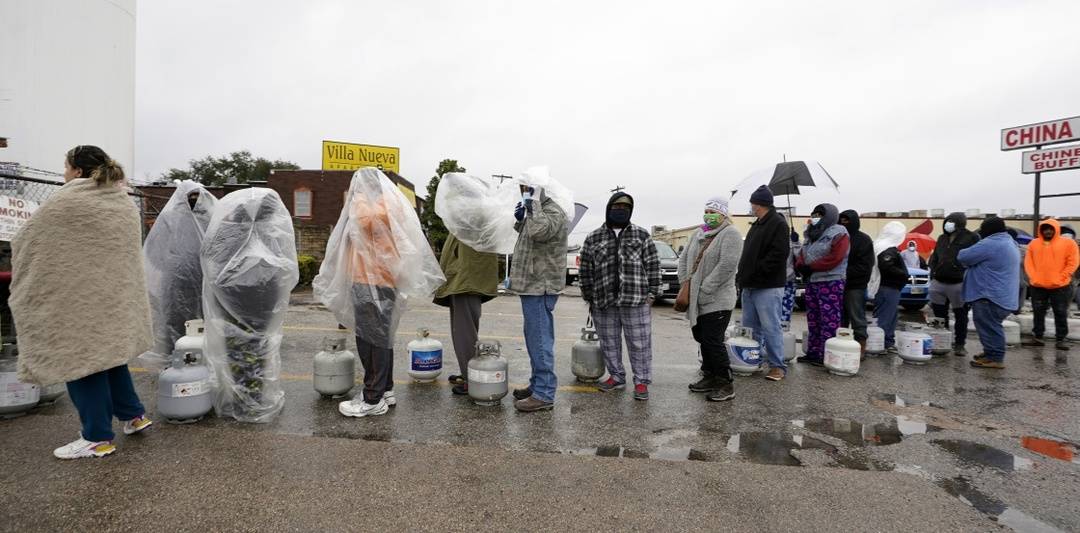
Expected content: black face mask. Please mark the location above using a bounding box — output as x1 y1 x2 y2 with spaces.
609 210 631 227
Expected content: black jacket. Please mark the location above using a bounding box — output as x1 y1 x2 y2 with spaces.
737 207 790 289
928 212 979 283
839 210 875 290
878 248 909 290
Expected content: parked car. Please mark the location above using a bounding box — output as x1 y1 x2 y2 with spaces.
793 266 930 312
566 245 581 285
654 240 680 300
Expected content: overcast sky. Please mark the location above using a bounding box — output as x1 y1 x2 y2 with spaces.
135 1 1080 240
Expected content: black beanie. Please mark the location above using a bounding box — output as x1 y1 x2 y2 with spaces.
979 216 1007 238
750 185 774 207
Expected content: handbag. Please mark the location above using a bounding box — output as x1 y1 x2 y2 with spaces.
673 234 717 312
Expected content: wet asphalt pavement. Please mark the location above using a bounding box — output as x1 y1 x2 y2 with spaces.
2 287 1078 532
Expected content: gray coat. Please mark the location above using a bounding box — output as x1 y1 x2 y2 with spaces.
508 193 569 296
678 222 743 327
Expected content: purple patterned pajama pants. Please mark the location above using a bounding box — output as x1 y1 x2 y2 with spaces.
804 279 846 360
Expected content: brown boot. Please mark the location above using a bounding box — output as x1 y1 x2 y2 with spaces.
857 339 867 360
514 396 554 412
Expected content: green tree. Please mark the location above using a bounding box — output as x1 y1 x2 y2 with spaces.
420 159 465 254
159 150 300 186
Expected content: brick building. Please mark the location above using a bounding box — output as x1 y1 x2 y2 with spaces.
136 169 419 259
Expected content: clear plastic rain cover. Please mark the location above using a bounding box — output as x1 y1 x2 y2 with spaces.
140 181 217 369
313 168 445 349
515 166 574 219
201 188 298 423
434 172 521 254
867 221 907 299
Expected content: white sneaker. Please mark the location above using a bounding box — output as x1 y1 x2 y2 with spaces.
338 399 389 418
123 415 153 435
383 391 396 407
54 436 115 459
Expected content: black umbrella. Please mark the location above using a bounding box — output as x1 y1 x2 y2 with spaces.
767 161 839 196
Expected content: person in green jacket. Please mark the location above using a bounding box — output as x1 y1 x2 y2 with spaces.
433 233 500 395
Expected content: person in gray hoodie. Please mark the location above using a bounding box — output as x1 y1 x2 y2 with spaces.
795 204 851 366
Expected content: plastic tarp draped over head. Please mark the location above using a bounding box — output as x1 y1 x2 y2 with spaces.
313 168 445 348
516 166 574 219
201 188 298 423
434 173 521 254
140 181 217 369
867 221 908 299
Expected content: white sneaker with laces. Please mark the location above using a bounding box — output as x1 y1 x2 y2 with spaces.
383 390 396 407
338 399 389 418
123 415 153 435
54 436 116 459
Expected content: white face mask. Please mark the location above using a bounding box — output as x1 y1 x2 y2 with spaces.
944 222 956 233
810 217 822 226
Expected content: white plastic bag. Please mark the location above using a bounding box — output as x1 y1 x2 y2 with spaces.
200 188 298 423
867 221 907 299
313 168 445 349
516 166 574 219
140 181 217 369
434 173 520 254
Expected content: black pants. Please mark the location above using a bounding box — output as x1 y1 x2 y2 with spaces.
352 284 397 405
840 288 868 342
449 294 483 376
1030 286 1071 341
692 310 733 382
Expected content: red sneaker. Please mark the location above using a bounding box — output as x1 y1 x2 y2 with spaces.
633 384 649 401
596 377 625 392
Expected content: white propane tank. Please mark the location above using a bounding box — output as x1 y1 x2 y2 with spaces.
313 337 356 398
866 319 886 355
726 327 764 376
407 328 443 382
782 322 797 362
571 317 604 383
37 383 66 405
897 327 933 365
1012 314 1035 336
157 350 213 423
174 319 206 360
928 317 953 355
800 330 810 356
1002 320 1021 346
1070 315 1080 341
724 321 740 341
468 341 508 406
0 348 39 418
967 311 976 332
824 328 862 376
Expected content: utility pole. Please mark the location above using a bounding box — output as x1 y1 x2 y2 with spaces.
492 174 512 184
611 185 625 193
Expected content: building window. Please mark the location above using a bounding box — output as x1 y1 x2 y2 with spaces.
294 189 312 218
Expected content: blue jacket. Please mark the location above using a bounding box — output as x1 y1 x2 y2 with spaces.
957 232 1020 310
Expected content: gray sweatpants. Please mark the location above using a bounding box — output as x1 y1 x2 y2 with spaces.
449 294 483 376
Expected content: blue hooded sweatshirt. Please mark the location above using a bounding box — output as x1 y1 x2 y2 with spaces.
957 231 1020 311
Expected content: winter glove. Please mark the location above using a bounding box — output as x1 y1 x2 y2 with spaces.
790 229 800 243
514 202 526 222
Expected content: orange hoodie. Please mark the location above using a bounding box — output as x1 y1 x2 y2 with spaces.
348 195 401 288
1024 218 1079 289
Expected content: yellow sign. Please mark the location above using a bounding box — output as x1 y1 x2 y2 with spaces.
322 140 400 174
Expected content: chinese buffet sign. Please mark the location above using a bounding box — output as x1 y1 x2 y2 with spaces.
1001 115 1080 173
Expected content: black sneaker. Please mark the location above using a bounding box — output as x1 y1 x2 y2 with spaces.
1026 337 1046 347
451 383 469 395
1056 340 1071 351
689 375 722 393
448 374 466 385
512 387 532 401
953 345 967 357
706 383 735 402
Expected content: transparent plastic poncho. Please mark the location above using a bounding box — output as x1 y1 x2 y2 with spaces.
516 166 574 219
313 168 445 349
200 188 298 423
140 181 217 369
434 173 521 254
867 221 907 299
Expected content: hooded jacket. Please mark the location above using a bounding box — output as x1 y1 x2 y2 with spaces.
508 188 570 296
433 233 499 306
839 210 874 290
579 192 660 309
736 206 790 289
1024 218 1080 289
928 212 979 283
797 203 850 283
958 224 1019 311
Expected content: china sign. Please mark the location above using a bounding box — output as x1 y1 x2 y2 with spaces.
322 140 400 173
1022 145 1080 174
0 195 39 241
1001 116 1080 151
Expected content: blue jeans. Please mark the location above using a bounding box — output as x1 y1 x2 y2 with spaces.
740 287 786 371
521 295 559 402
66 365 145 442
971 299 1012 362
874 287 901 347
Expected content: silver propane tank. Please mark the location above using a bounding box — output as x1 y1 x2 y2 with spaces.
571 316 604 383
0 344 39 418
927 317 953 355
157 349 213 423
468 340 508 406
313 336 356 398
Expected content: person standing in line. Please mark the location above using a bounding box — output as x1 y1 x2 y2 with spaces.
580 192 660 401
508 180 569 412
1007 229 1030 313
679 197 743 401
735 186 790 381
433 233 500 396
782 227 802 326
838 210 875 355
900 240 925 269
1023 218 1079 351
872 222 910 354
11 146 154 459
928 213 980 356
959 217 1020 369
1060 225 1080 307
795 204 850 366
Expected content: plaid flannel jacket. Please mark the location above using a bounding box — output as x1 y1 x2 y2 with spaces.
579 223 660 309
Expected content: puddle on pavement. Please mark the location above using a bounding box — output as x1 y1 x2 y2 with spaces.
939 476 1064 532
793 416 940 447
580 445 709 462
874 393 934 407
932 439 1034 472
726 432 837 467
1021 436 1080 464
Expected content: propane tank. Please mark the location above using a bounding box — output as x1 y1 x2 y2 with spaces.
897 326 932 365
313 337 356 398
1002 319 1021 346
1069 315 1080 341
725 326 764 376
724 321 739 341
824 328 862 376
927 317 953 355
37 383 66 405
157 349 213 423
468 341 508 406
407 328 443 382
571 317 604 383
0 347 39 418
781 322 797 362
800 330 810 356
174 319 206 360
866 318 886 355
1011 314 1035 336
